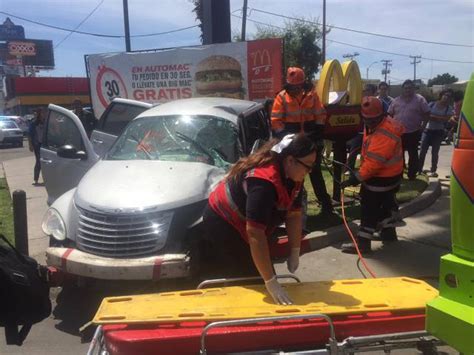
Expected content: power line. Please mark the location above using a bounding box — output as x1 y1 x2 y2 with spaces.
55 0 105 48
250 8 474 48
0 11 199 38
234 15 474 64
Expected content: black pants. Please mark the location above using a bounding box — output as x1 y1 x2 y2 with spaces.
359 184 399 240
202 205 259 278
309 144 333 211
33 144 41 182
401 130 421 179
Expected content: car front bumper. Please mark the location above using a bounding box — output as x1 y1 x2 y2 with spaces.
46 247 190 281
1 136 23 144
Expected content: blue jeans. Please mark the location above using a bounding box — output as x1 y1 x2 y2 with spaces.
419 129 444 173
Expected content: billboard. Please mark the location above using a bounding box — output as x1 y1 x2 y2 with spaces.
86 38 283 118
0 39 55 68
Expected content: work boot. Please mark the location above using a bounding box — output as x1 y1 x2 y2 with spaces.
380 227 398 243
341 237 371 254
376 212 406 230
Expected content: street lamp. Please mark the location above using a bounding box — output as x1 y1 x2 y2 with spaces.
366 61 378 79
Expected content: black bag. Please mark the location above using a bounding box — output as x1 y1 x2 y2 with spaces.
0 234 51 345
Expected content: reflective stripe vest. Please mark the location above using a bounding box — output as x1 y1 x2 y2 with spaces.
271 90 326 133
208 162 303 242
358 117 404 181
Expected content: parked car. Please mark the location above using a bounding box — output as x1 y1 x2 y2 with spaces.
0 115 29 136
0 119 24 147
41 97 271 282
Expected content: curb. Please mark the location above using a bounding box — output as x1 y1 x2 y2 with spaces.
303 179 442 252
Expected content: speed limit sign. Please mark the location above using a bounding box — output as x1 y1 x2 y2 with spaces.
95 65 129 108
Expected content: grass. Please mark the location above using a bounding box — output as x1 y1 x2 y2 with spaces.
304 166 429 232
0 178 14 244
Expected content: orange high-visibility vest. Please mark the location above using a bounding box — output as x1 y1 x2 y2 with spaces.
271 90 326 133
357 117 404 182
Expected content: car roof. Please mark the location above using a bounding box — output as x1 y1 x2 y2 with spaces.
0 119 19 128
0 115 21 119
136 97 262 125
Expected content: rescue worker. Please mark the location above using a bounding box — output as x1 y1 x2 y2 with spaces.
271 67 333 215
340 97 405 254
203 134 316 305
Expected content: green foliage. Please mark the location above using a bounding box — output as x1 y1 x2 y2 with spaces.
253 19 322 80
428 73 459 87
0 178 14 244
191 0 204 43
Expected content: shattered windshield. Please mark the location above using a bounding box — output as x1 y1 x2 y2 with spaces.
105 115 239 169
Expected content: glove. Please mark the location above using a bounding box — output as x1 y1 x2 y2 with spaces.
264 276 293 305
340 173 360 190
287 247 300 273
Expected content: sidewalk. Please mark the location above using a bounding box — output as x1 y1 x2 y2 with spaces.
2 156 49 258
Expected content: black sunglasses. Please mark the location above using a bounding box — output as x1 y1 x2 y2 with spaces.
295 158 313 172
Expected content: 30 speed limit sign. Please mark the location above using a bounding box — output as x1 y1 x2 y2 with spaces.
95 65 129 108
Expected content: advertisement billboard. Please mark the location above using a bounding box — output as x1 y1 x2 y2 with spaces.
0 39 54 68
86 38 283 118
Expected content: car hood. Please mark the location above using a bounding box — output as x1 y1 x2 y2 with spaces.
74 160 225 212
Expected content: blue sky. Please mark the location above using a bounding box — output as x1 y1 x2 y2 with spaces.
2 0 473 83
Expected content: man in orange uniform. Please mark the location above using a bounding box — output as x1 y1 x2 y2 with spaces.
340 97 405 253
271 67 333 215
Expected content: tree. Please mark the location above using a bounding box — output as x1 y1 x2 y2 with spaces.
253 19 323 80
428 73 459 87
191 0 204 42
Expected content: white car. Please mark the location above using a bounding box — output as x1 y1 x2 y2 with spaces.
41 98 271 282
0 115 29 136
0 119 24 147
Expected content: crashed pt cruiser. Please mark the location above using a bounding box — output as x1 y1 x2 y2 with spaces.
41 98 270 281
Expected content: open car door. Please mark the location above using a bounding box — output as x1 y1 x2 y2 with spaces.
238 103 271 155
41 104 99 205
90 98 152 157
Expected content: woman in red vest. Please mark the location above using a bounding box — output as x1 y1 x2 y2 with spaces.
204 133 316 305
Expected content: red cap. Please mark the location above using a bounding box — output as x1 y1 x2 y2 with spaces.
361 96 384 118
286 67 305 85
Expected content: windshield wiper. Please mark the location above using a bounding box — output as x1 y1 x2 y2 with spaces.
175 131 214 165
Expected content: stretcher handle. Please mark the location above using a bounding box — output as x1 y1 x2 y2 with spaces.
200 313 336 355
86 325 104 355
196 274 301 289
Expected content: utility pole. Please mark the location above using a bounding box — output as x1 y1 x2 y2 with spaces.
123 0 131 52
241 0 248 41
381 59 392 82
410 55 422 81
322 0 326 65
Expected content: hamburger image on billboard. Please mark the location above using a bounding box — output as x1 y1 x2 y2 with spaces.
195 55 244 99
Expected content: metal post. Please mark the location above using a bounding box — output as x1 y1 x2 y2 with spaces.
322 0 326 65
241 0 248 41
12 190 28 256
332 140 346 201
123 0 131 52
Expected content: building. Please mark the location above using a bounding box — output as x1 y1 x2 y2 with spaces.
4 76 90 115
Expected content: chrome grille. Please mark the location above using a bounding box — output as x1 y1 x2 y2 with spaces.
76 206 173 258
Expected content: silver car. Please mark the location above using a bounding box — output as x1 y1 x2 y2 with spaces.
41 98 270 281
0 119 24 147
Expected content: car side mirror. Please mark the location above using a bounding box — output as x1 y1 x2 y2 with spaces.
57 145 87 160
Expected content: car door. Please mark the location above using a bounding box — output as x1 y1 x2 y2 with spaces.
90 98 152 157
41 104 99 205
238 104 271 155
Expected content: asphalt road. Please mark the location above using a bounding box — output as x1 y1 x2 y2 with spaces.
0 143 456 354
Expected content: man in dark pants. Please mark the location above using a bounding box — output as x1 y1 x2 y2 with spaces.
340 97 405 253
271 67 333 214
388 80 430 180
28 108 45 186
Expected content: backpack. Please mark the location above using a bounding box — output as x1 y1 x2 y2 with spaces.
0 234 51 345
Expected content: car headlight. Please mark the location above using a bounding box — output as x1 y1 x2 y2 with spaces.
42 208 66 241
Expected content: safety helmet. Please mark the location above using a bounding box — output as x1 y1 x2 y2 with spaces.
361 96 384 119
286 67 305 85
